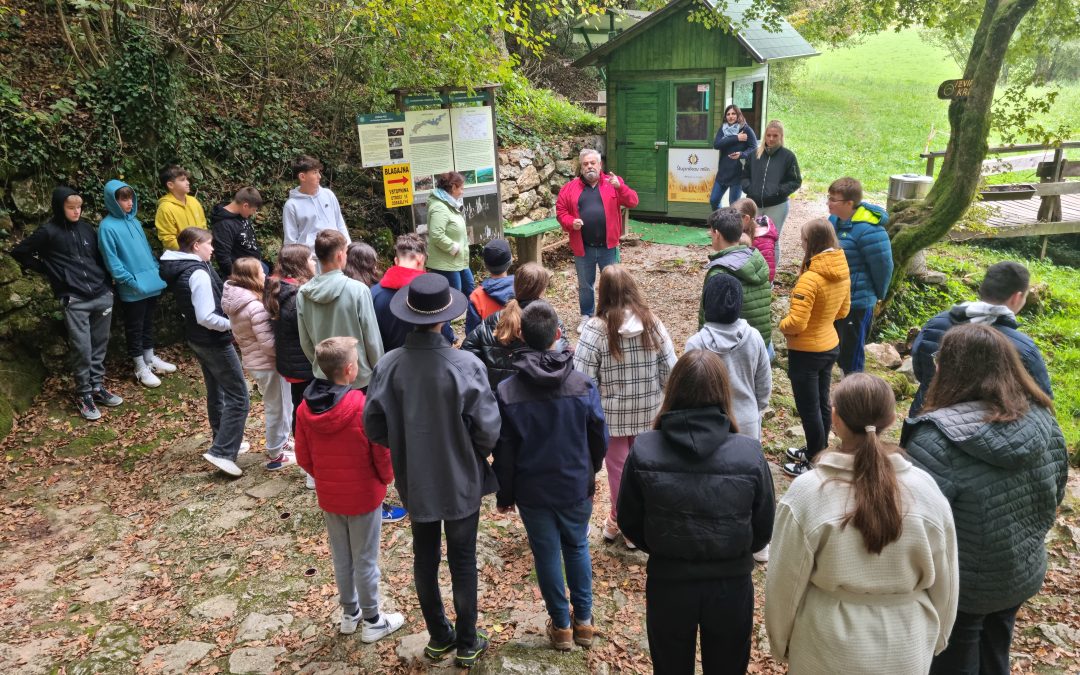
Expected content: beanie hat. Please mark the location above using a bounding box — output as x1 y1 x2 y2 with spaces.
482 238 512 274
702 273 743 324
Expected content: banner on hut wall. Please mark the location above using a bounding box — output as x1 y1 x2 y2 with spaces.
667 149 720 203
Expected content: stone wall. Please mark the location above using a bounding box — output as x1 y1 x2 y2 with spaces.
498 136 605 226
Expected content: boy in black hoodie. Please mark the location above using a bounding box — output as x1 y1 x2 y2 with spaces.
492 300 608 651
209 187 267 278
11 187 121 420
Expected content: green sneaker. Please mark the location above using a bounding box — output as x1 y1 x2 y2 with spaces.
454 631 490 669
424 632 456 660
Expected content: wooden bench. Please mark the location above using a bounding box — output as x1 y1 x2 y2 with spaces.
504 218 562 264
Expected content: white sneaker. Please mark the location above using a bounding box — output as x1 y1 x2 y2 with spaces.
340 610 361 635
361 612 405 643
305 472 316 490
203 452 243 477
753 543 770 564
238 441 251 454
148 354 177 374
134 366 161 388
576 315 589 335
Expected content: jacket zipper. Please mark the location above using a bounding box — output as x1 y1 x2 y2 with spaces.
71 225 92 296
760 154 771 202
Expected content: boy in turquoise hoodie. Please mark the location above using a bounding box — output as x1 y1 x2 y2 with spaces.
99 180 177 387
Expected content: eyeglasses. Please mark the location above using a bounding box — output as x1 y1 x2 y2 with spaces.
826 197 848 203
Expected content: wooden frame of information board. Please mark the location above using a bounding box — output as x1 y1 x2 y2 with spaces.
376 84 503 245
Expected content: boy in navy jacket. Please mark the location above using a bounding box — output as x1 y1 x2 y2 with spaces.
493 300 608 651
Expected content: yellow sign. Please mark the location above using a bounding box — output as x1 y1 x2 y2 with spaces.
382 163 413 208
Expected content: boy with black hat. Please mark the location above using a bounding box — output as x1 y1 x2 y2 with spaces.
465 238 514 334
12 187 121 420
363 273 501 668
686 273 771 441
492 300 608 651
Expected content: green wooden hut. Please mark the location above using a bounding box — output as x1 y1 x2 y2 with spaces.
574 0 817 220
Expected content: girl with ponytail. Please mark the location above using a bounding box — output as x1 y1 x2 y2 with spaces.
265 244 316 432
462 262 570 390
765 373 959 674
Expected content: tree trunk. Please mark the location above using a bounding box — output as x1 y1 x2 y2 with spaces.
882 0 1037 307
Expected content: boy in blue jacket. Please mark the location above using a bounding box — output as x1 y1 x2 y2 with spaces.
493 300 608 652
99 180 175 389
827 177 893 374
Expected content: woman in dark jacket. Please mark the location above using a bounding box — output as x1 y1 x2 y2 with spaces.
618 349 775 675
461 262 569 390
264 243 316 429
710 105 758 210
903 323 1067 675
741 119 801 261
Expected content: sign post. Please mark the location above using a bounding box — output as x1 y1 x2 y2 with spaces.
382 164 414 209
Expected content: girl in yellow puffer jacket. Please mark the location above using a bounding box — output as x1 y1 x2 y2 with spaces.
779 218 850 476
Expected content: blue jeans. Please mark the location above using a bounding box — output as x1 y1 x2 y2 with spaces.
188 341 250 461
574 245 619 316
709 182 743 211
428 267 475 299
517 499 593 628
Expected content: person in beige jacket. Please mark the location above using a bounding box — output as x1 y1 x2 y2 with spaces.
222 257 293 470
765 374 958 675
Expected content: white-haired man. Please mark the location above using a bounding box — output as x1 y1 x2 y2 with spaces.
555 149 639 332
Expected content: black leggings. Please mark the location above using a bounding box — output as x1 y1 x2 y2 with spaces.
787 347 840 461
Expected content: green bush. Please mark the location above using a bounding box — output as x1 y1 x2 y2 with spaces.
497 73 604 146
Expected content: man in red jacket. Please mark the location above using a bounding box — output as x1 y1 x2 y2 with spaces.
294 336 404 642
555 149 638 333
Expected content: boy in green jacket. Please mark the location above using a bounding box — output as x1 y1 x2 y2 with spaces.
297 230 384 389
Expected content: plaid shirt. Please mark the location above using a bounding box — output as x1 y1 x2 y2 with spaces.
573 316 677 436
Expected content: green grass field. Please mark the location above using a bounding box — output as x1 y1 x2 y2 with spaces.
772 29 1080 194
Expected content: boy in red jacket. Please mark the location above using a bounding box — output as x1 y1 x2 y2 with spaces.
294 336 404 641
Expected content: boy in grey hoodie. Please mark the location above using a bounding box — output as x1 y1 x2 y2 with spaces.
297 230 383 389
685 274 771 440
283 155 351 248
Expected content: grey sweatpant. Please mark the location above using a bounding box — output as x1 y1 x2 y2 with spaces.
324 509 382 619
62 292 114 395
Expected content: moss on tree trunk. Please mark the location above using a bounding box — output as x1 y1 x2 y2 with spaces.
884 0 1037 307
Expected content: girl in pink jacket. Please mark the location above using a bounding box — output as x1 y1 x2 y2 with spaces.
222 257 294 470
733 198 778 282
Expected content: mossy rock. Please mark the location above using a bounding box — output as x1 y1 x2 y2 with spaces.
0 253 20 283
0 277 38 314
875 368 916 401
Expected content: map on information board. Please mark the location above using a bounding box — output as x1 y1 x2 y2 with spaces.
404 110 453 194
450 107 496 186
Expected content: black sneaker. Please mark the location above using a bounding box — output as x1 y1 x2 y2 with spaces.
785 447 807 462
782 460 812 477
92 386 123 407
424 632 457 660
454 631 489 668
76 394 101 421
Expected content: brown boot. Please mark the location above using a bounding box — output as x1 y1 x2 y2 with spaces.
571 613 595 648
547 619 573 651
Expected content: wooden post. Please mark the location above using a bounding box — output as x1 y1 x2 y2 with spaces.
1037 148 1064 222
1040 236 1049 260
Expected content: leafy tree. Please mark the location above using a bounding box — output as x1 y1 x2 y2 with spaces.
783 0 1076 305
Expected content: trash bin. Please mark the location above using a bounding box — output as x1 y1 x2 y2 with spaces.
887 174 934 211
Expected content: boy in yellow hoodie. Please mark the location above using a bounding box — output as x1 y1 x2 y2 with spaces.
155 165 207 250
